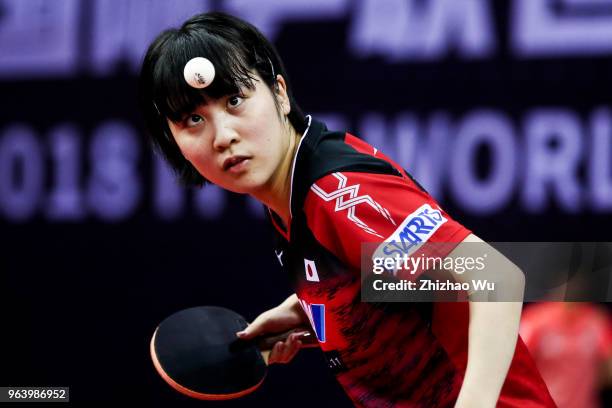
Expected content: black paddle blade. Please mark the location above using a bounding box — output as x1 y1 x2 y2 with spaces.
151 306 267 400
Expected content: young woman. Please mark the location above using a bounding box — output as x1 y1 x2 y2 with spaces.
138 11 556 407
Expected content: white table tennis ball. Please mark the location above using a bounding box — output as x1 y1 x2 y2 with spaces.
183 57 216 89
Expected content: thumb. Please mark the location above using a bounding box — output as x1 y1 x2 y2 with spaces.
236 325 253 339
236 313 270 339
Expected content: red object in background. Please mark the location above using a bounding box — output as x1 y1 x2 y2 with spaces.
520 303 612 408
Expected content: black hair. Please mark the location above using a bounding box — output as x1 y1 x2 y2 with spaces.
138 12 306 187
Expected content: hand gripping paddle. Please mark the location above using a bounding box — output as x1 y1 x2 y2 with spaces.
150 306 317 400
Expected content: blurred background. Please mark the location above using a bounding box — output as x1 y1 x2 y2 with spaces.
1 0 611 406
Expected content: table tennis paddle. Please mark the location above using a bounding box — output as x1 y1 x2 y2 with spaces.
150 305 318 400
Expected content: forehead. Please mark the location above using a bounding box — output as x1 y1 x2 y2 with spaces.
168 75 273 123
150 31 259 121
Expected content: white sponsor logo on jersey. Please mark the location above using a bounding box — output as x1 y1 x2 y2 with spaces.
373 203 447 264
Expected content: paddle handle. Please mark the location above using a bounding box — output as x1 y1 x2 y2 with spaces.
256 327 319 350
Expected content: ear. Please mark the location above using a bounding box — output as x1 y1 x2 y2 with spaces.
274 74 291 116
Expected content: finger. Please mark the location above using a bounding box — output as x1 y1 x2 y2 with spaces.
275 340 298 364
283 339 303 363
277 335 301 364
236 311 273 339
268 341 284 365
278 336 294 363
287 332 299 348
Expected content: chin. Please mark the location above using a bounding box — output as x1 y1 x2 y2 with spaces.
221 183 250 194
224 176 266 195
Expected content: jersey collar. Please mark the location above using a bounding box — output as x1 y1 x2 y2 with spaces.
289 115 329 219
266 115 326 241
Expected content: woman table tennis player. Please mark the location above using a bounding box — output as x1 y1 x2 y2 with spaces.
138 11 556 407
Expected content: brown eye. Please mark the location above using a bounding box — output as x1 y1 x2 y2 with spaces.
228 95 244 109
185 114 203 127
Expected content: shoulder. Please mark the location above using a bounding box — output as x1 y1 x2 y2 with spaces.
302 169 471 269
306 170 431 229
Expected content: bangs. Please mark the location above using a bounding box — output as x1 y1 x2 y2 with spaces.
151 29 258 122
138 11 307 188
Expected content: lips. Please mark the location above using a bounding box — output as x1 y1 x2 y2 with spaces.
223 155 251 171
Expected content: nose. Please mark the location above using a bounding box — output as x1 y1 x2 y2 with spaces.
211 114 239 151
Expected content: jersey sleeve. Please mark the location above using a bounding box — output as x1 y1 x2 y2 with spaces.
303 171 472 273
595 307 612 359
518 305 543 355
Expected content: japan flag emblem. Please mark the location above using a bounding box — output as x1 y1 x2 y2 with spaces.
304 259 320 282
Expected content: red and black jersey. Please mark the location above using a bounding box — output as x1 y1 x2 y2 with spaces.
267 117 556 407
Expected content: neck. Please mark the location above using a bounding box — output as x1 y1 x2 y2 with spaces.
251 123 301 228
